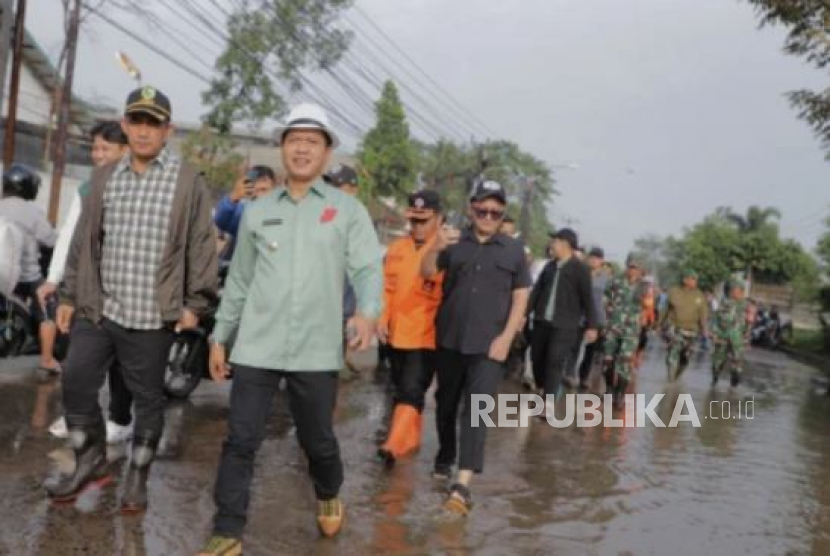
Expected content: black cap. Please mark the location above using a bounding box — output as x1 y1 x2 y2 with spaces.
470 180 507 204
246 165 276 182
549 228 579 250
407 189 442 215
323 163 358 188
588 247 605 259
124 86 171 123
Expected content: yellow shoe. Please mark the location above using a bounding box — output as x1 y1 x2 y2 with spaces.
317 498 345 538
196 535 242 556
443 484 472 517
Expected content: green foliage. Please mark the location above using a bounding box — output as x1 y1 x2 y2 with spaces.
358 81 418 203
203 0 354 132
676 212 743 290
414 139 477 210
748 0 830 157
817 215 830 279
412 138 559 255
180 126 244 196
634 206 822 297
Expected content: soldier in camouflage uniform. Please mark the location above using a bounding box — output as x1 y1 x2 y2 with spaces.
603 254 646 408
711 279 750 387
661 270 709 381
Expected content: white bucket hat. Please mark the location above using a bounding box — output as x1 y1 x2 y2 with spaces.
274 103 340 148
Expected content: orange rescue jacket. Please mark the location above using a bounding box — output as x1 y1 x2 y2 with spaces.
380 236 444 350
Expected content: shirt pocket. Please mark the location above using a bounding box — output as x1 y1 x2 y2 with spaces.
253 224 286 257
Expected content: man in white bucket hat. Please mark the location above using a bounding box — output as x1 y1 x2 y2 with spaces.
199 103 382 554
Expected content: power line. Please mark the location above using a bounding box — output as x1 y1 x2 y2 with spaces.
156 0 227 54
182 0 367 140
342 14 479 141
207 1 467 142
196 0 372 138
353 5 498 138
85 6 211 85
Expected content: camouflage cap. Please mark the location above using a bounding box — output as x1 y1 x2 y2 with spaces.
682 269 699 280
730 278 747 291
625 252 647 269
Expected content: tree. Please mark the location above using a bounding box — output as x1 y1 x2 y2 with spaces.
180 126 244 196
650 206 822 298
724 205 783 287
673 212 743 291
818 215 830 280
203 0 354 132
358 80 417 202
414 139 477 209
632 233 675 285
748 1 830 157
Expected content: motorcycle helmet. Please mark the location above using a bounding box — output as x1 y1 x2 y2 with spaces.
2 163 41 201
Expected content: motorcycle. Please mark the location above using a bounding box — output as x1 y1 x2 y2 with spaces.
0 247 68 361
750 306 789 350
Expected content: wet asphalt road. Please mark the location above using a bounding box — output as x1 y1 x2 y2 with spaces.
0 342 829 556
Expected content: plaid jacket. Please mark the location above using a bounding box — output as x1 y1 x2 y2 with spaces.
61 157 218 325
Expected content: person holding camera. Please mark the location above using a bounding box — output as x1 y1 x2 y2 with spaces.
214 165 279 263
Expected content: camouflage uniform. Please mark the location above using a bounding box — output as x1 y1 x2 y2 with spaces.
711 297 749 387
603 275 644 404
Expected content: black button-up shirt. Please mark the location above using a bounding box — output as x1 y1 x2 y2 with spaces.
435 229 532 355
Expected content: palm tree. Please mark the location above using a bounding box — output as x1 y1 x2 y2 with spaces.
725 206 782 294
725 206 781 233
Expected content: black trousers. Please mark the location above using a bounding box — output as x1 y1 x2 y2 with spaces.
214 366 342 538
578 328 605 387
61 318 173 440
108 362 133 426
530 323 580 397
389 348 436 412
564 326 586 381
434 349 503 474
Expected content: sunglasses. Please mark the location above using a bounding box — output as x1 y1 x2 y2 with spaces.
472 208 505 221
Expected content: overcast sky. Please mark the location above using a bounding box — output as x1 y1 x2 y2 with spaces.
30 0 828 261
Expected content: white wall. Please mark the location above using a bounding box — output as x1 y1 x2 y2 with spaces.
2 62 53 126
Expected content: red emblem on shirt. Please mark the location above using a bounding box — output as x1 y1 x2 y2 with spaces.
320 207 337 223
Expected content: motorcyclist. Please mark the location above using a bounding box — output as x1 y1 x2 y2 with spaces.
0 163 58 371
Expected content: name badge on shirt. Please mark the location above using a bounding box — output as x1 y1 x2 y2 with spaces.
262 218 283 226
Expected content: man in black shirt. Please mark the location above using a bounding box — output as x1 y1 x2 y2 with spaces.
422 180 531 516
528 228 597 403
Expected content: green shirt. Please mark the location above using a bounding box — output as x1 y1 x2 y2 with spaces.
662 286 708 333
212 180 383 371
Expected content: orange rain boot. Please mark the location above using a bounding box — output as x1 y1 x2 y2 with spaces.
377 404 419 467
401 410 423 455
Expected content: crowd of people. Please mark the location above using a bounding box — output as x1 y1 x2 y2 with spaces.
0 86 756 556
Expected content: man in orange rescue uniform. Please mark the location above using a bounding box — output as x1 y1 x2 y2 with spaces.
376 190 444 467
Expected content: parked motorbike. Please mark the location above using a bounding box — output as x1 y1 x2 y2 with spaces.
750 306 790 350
0 247 68 361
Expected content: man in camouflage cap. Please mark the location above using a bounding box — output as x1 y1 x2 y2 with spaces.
660 269 709 381
711 278 751 387
602 253 647 409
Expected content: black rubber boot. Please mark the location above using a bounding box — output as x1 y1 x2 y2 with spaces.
730 373 740 388
120 436 158 514
46 421 108 503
